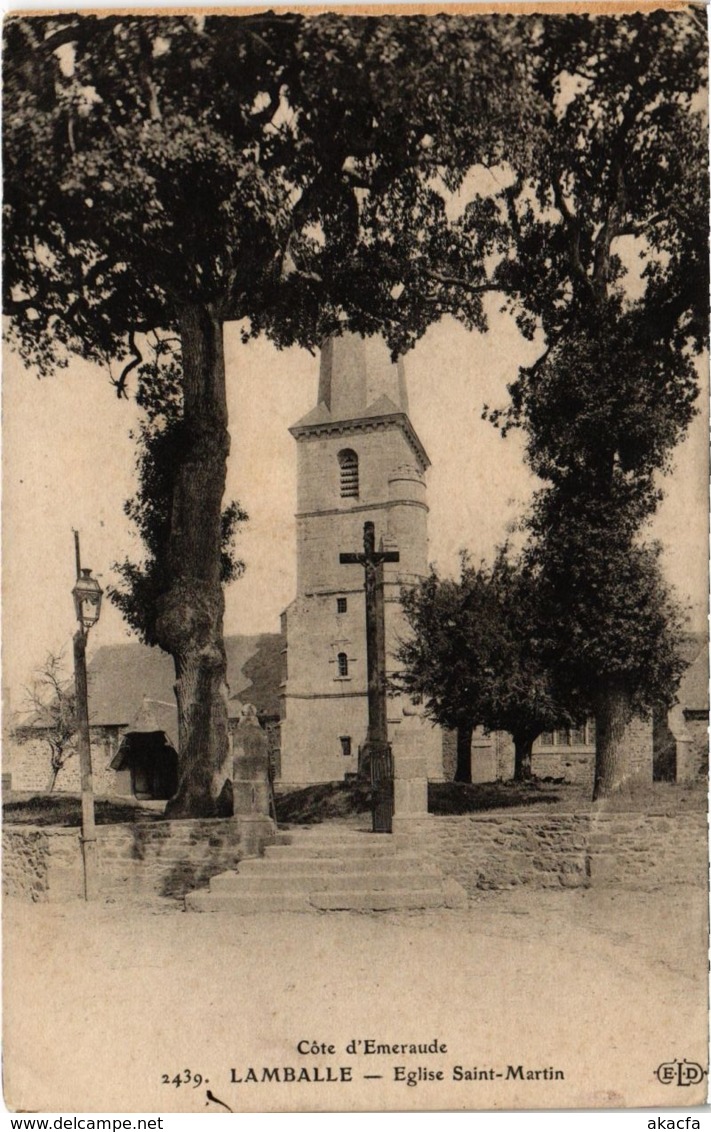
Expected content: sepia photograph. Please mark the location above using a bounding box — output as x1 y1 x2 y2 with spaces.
2 2 709 1116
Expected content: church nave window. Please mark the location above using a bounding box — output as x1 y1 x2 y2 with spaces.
537 722 595 748
338 449 359 497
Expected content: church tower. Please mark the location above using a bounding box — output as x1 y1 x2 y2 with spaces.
279 333 442 786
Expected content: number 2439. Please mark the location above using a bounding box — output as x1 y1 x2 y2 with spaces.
162 1070 204 1088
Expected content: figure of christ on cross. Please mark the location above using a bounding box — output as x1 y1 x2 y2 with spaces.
340 521 399 782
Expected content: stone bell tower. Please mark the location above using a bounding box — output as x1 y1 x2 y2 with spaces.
279 333 443 786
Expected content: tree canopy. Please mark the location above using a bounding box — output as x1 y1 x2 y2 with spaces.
429 10 707 798
396 550 575 782
436 11 707 352
524 480 689 798
4 12 533 369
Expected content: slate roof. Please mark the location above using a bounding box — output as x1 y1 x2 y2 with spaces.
290 393 403 431
110 698 179 767
126 697 179 739
85 634 284 728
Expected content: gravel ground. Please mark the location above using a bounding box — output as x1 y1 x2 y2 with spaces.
4 882 708 1114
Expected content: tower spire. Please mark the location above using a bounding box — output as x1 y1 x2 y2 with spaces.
316 332 408 422
291 331 428 471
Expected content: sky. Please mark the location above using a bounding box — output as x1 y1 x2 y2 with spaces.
2 304 709 714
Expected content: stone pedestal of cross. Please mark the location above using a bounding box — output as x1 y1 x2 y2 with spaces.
340 522 399 829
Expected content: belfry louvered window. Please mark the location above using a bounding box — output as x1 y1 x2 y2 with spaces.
338 449 359 497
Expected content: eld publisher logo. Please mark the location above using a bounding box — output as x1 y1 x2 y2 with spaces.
655 1060 707 1087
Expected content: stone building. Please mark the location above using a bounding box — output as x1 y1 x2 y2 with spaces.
654 632 709 782
279 333 443 787
500 717 654 786
445 716 657 787
5 635 282 796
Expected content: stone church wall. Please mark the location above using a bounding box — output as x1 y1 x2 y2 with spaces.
283 337 432 789
279 694 367 784
496 716 653 785
655 701 709 783
680 713 709 780
441 715 654 787
625 713 654 779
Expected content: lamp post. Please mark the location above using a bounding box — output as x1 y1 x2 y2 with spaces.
72 533 103 901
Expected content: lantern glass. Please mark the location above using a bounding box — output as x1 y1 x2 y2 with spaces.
73 568 103 630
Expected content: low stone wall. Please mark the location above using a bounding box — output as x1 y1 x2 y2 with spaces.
584 812 709 888
419 812 708 893
3 826 60 902
5 811 706 903
3 816 276 903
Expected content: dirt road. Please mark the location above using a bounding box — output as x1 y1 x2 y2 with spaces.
4 884 708 1113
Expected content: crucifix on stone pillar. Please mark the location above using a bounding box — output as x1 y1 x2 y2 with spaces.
340 521 399 792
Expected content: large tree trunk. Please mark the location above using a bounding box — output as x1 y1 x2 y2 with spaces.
455 723 474 783
593 685 633 801
512 733 534 782
156 302 232 818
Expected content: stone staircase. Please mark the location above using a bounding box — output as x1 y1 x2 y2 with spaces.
185 826 467 913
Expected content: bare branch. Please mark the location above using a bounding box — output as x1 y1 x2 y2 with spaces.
592 162 627 295
502 174 524 244
422 269 512 298
551 173 595 301
113 331 143 399
618 210 672 239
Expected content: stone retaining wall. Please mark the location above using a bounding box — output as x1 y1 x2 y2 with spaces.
419 812 708 894
3 817 276 902
4 811 706 903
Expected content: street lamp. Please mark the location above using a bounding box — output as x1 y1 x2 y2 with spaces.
72 537 103 900
72 568 103 631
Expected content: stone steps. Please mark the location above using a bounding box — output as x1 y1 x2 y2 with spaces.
310 889 446 911
208 868 440 894
236 854 426 875
184 891 314 914
185 825 467 914
262 844 407 862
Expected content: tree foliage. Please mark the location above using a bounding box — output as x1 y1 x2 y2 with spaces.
3 13 533 368
445 11 708 353
430 10 706 798
396 550 575 781
527 494 687 710
433 11 706 508
107 342 248 647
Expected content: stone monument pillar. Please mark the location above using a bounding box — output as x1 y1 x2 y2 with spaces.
232 705 275 849
391 710 433 836
675 727 695 783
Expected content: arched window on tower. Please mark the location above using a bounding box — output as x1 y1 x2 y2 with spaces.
338 449 359 498
337 652 349 678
